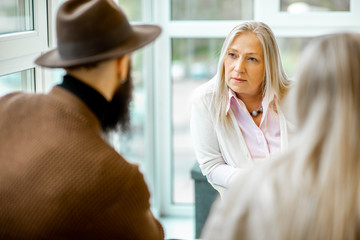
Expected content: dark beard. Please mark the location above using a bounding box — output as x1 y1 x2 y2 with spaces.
101 63 133 134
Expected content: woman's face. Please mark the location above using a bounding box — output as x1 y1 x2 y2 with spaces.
224 32 265 100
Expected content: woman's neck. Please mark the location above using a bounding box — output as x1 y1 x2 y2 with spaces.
237 93 263 112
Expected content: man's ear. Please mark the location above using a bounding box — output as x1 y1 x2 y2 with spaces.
117 54 130 83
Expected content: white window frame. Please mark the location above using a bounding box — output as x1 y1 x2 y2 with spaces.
0 0 48 92
255 0 360 28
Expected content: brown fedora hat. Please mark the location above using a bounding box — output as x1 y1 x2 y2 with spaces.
35 0 161 68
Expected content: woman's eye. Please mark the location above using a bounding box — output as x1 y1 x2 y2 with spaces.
228 53 236 58
249 57 257 62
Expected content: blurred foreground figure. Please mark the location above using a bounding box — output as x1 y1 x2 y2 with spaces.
0 0 163 239
202 32 360 240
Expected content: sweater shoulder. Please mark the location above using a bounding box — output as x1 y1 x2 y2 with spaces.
0 91 40 109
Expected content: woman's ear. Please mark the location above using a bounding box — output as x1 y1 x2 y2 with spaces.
117 54 130 83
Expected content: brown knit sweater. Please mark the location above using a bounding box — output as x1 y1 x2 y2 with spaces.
0 87 164 239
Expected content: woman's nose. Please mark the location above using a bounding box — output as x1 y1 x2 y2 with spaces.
234 59 245 73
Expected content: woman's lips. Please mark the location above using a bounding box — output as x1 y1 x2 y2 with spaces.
231 77 246 83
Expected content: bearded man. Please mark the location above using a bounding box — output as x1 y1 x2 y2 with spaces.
0 0 163 239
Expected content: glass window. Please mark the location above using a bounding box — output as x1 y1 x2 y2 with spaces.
0 68 34 97
0 0 34 34
280 0 350 13
277 37 312 77
117 0 142 21
171 0 253 20
171 38 224 204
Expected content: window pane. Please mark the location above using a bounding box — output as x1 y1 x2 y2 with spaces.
110 51 147 168
171 0 253 20
0 0 34 34
172 38 224 204
0 69 34 97
117 0 142 21
44 69 66 93
277 37 312 77
281 0 350 13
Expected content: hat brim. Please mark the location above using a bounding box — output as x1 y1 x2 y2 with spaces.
34 24 161 68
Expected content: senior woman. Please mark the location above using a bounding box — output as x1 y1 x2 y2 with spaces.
190 21 292 195
202 32 360 240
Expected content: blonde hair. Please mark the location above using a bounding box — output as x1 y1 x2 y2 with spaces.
211 21 290 127
275 32 360 239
